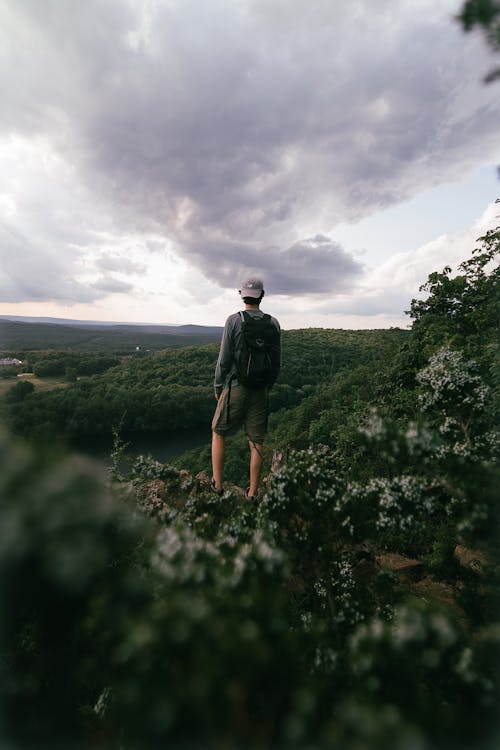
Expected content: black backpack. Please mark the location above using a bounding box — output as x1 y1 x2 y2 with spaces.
236 311 280 389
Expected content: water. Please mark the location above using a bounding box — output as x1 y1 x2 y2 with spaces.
74 428 211 467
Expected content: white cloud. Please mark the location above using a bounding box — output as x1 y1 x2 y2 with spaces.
322 201 499 319
91 276 135 294
94 254 147 275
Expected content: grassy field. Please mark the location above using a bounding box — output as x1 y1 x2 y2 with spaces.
0 374 69 397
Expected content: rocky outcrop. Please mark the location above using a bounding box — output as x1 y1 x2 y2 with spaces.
376 552 424 582
135 467 249 521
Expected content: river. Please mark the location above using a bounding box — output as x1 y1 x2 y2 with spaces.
73 427 211 468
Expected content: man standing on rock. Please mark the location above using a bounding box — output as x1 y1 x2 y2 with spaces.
211 278 281 500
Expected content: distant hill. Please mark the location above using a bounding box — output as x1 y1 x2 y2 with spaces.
0 314 222 333
0 315 152 327
0 317 223 352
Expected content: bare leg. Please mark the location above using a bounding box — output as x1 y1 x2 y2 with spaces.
248 441 264 497
211 431 225 490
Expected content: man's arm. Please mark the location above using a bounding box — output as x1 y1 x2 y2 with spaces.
214 316 236 396
275 318 281 373
269 317 281 388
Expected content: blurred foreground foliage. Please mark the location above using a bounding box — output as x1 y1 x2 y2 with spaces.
1 227 499 749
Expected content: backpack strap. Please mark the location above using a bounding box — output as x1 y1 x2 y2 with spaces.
239 310 270 323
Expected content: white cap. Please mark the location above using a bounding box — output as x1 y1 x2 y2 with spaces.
239 278 264 298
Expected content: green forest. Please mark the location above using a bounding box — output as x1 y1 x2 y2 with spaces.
1 326 408 446
1 226 499 749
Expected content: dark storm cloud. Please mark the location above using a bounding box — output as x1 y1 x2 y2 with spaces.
276 237 364 294
1 0 499 299
188 234 363 294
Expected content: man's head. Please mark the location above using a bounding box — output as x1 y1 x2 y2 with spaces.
239 277 264 306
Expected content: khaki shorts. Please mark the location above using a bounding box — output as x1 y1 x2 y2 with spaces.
212 383 269 444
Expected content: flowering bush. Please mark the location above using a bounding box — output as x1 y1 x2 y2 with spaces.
333 601 500 750
0 427 152 747
417 347 498 461
0 428 317 748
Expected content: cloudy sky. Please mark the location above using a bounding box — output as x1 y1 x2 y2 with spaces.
0 0 498 330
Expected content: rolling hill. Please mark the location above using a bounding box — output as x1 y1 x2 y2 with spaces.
0 317 223 352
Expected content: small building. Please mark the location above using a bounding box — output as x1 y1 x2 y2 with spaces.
0 358 23 366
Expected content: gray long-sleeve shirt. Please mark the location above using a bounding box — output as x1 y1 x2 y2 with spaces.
214 309 281 396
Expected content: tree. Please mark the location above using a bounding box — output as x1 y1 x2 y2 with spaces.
5 380 35 403
458 0 500 81
408 227 500 367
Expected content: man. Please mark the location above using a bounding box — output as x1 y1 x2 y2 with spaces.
211 278 281 499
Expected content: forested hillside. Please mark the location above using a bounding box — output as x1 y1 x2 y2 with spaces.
3 327 408 444
1 227 499 750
